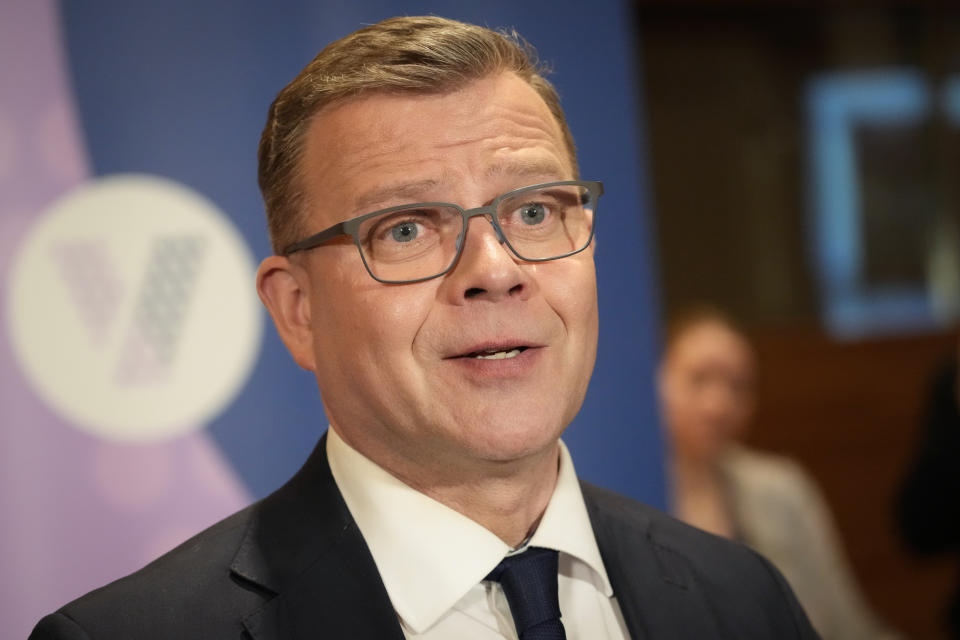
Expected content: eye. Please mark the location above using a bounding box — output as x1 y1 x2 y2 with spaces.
518 202 548 225
390 220 419 243
361 208 449 256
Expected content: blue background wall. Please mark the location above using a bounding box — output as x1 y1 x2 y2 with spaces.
58 0 663 501
2 1 661 634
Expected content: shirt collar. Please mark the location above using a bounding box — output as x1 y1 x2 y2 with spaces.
527 442 614 597
326 427 613 633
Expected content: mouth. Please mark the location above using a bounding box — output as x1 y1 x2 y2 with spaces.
449 344 532 360
464 346 529 360
444 341 542 378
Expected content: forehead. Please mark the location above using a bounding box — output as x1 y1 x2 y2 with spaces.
670 322 754 371
299 72 573 219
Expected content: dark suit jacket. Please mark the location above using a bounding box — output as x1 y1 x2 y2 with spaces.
31 436 819 639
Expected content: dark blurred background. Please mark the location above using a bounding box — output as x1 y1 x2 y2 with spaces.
635 4 960 638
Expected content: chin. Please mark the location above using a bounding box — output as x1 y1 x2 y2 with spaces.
465 417 565 463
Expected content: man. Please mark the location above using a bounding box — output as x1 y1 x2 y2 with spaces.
31 16 818 639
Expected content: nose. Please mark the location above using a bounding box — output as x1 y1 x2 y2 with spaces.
441 215 533 303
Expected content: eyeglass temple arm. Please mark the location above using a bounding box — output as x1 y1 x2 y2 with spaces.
282 222 350 256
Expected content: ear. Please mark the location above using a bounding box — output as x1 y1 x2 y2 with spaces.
256 255 317 371
586 208 597 254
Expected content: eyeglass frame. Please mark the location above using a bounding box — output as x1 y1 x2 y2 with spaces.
282 179 603 284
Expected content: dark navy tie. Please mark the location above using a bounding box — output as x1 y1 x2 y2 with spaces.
486 547 567 640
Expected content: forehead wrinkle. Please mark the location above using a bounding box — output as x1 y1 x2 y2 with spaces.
436 108 563 150
327 135 403 181
301 75 573 226
488 100 569 156
310 132 445 216
426 124 570 183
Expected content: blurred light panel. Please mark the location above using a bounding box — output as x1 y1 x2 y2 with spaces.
944 75 960 123
806 70 932 338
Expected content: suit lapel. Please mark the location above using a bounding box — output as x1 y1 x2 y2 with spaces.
582 482 723 639
231 434 406 640
229 440 728 639
240 536 405 640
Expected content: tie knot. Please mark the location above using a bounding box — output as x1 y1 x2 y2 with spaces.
486 547 565 639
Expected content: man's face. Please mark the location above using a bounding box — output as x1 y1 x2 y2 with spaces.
285 72 598 478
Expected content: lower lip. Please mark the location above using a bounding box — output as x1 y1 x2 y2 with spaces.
446 347 542 379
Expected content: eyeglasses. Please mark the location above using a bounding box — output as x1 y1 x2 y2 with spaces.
283 180 602 284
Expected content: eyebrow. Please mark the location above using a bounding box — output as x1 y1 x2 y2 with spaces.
484 159 567 182
351 159 569 213
352 178 443 213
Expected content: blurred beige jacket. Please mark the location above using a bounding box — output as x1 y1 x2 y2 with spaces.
722 446 902 640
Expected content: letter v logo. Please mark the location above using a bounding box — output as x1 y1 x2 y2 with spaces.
8 175 262 443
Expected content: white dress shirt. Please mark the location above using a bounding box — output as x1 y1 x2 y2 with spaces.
326 427 630 639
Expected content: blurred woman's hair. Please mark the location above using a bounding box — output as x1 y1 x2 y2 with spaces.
663 304 750 355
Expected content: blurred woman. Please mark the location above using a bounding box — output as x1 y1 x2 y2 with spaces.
659 307 900 640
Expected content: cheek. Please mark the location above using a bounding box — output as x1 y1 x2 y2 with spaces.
309 292 436 415
543 256 598 336
667 399 699 438
662 387 693 431
326 288 436 358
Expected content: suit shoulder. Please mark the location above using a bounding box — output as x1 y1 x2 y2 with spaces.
580 481 819 638
582 480 777 574
585 479 740 541
43 502 266 639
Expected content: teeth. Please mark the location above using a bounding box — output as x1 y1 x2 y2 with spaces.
475 348 521 360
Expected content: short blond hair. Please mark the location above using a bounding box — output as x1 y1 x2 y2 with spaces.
257 15 578 254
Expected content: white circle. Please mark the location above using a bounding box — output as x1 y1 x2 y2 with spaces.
7 174 263 443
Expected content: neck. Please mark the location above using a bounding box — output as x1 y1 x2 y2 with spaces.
336 426 561 547
406 445 561 547
669 451 726 505
668 450 738 538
